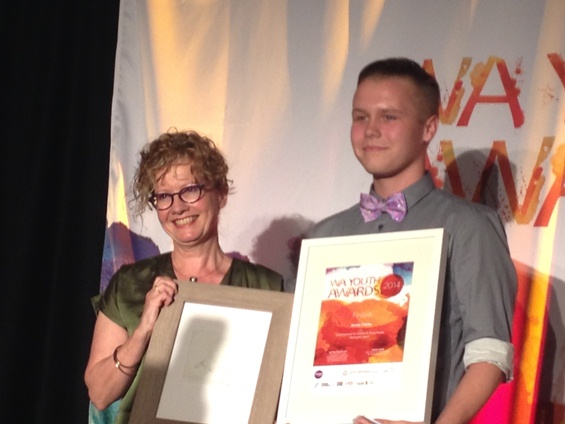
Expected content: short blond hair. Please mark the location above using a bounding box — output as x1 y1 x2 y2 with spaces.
132 129 229 217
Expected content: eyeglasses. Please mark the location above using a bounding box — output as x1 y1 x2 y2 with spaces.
149 184 205 210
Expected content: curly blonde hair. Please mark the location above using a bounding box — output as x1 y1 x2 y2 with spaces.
132 129 230 217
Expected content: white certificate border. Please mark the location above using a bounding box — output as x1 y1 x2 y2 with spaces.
277 228 448 424
156 303 272 422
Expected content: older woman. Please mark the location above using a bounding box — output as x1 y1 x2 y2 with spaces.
85 130 283 423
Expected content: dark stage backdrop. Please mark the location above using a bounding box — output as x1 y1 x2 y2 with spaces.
1 1 119 422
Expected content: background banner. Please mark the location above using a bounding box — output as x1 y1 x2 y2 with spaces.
104 1 565 422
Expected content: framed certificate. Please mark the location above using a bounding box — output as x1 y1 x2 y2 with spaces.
277 229 447 424
130 282 293 424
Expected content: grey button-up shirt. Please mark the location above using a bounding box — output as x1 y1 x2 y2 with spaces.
309 172 516 420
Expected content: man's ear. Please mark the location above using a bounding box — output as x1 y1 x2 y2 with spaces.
423 114 439 143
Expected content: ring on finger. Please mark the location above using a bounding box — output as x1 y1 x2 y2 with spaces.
155 286 161 293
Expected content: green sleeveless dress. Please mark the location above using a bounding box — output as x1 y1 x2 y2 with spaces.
93 253 283 424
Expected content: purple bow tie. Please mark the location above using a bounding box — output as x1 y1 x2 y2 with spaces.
360 192 407 223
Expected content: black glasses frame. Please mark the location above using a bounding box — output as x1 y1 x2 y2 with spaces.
149 183 206 210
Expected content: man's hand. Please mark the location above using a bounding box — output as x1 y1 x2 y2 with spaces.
353 416 423 424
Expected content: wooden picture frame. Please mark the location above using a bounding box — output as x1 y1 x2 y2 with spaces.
277 229 448 424
130 282 293 424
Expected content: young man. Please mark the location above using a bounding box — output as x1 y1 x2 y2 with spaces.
308 58 516 424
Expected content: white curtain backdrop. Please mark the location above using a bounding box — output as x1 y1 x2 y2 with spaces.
105 1 565 421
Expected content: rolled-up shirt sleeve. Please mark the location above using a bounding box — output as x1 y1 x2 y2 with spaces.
464 337 514 381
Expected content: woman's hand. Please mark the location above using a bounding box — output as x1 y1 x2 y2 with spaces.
85 276 178 409
137 276 178 335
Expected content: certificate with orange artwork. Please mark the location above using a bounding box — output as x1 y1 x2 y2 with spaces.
277 229 447 424
314 262 412 370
